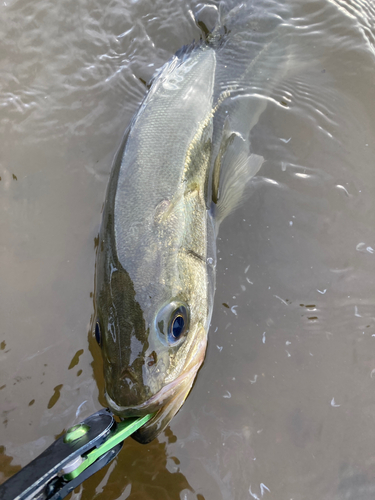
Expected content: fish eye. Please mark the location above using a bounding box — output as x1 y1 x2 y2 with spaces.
95 320 102 347
156 302 189 346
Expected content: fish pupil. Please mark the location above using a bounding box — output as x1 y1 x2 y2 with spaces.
171 315 184 339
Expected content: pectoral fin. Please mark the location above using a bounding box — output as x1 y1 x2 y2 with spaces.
212 120 238 205
213 132 264 226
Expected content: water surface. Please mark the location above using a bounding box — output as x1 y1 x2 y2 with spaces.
1 0 375 499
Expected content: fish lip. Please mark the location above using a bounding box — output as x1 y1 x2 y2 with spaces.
105 336 207 418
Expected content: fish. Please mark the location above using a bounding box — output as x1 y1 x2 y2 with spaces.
94 1 291 443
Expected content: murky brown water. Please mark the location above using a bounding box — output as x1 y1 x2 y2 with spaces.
1 0 375 498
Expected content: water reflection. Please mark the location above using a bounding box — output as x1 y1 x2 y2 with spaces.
0 447 21 486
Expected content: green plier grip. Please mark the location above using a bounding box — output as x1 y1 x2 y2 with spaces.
63 413 153 480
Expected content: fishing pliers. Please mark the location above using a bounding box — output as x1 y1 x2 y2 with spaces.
0 409 152 500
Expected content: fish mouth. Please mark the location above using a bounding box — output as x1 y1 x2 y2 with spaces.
105 341 205 415
105 335 207 442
